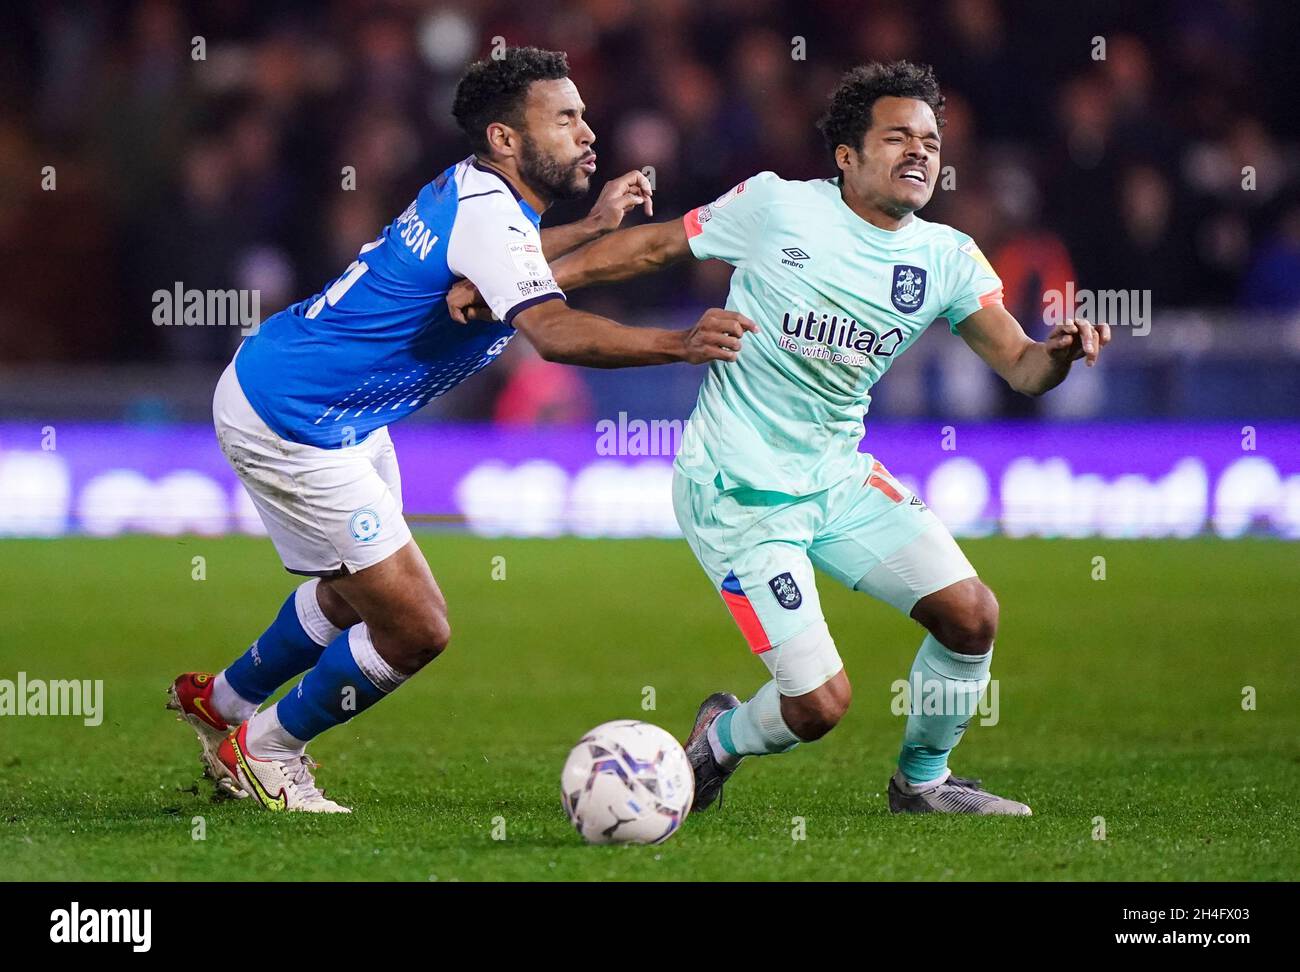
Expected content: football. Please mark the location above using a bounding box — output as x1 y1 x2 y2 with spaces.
561 720 694 844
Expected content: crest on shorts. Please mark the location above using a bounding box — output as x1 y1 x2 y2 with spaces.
891 265 927 314
768 572 802 610
349 508 381 543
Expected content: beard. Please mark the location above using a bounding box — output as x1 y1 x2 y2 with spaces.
518 135 589 201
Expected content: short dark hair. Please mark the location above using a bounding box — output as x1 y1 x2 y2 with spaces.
452 46 570 155
816 61 946 161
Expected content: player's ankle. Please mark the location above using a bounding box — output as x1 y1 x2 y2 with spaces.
245 707 308 762
211 671 259 726
707 712 743 769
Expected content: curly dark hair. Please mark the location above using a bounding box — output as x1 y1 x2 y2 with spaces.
452 46 570 155
816 61 946 161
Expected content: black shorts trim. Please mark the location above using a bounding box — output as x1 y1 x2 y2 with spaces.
284 564 350 579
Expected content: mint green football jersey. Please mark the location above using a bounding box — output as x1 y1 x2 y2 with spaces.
675 171 1004 496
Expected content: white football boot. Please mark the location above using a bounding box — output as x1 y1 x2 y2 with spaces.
217 721 351 813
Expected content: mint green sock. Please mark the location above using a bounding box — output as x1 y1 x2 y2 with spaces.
897 635 992 784
716 680 800 758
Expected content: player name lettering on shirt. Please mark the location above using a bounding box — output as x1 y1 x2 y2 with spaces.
393 200 439 261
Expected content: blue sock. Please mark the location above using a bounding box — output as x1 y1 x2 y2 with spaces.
898 635 992 784
274 624 406 743
223 579 342 706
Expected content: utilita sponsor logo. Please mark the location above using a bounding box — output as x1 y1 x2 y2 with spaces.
780 309 904 356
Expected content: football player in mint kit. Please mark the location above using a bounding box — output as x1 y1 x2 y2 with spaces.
453 61 1111 815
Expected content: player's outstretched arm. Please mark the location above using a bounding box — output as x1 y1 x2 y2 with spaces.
549 219 692 290
512 299 755 368
958 304 1112 396
449 219 690 323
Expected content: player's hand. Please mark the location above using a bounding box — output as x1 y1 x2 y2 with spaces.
1046 318 1111 367
447 278 493 323
681 309 758 364
585 170 654 234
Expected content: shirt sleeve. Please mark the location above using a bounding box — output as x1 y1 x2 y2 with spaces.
446 195 565 325
681 171 779 267
945 236 1005 333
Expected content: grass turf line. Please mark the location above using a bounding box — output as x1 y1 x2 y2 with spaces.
0 534 1296 881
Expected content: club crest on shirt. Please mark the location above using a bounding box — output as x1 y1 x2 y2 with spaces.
768 572 802 610
890 265 927 314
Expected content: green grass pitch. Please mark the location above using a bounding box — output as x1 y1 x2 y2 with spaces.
1 534 1296 881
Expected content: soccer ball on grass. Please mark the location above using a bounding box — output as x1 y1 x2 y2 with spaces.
560 719 693 844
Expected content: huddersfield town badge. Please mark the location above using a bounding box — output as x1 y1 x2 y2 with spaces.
891 265 927 314
768 572 803 610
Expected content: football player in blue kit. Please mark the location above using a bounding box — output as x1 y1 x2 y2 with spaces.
167 47 755 812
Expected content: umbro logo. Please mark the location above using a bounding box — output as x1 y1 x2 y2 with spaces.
781 247 810 268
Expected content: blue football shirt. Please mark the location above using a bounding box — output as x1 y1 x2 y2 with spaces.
234 157 566 448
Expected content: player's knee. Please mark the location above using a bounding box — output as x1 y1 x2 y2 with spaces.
936 581 998 655
386 599 451 672
424 609 453 659
420 603 453 662
783 674 851 741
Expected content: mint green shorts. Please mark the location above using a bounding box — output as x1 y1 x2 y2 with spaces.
672 453 976 655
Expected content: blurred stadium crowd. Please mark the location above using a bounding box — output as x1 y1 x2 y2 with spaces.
1 0 1298 421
